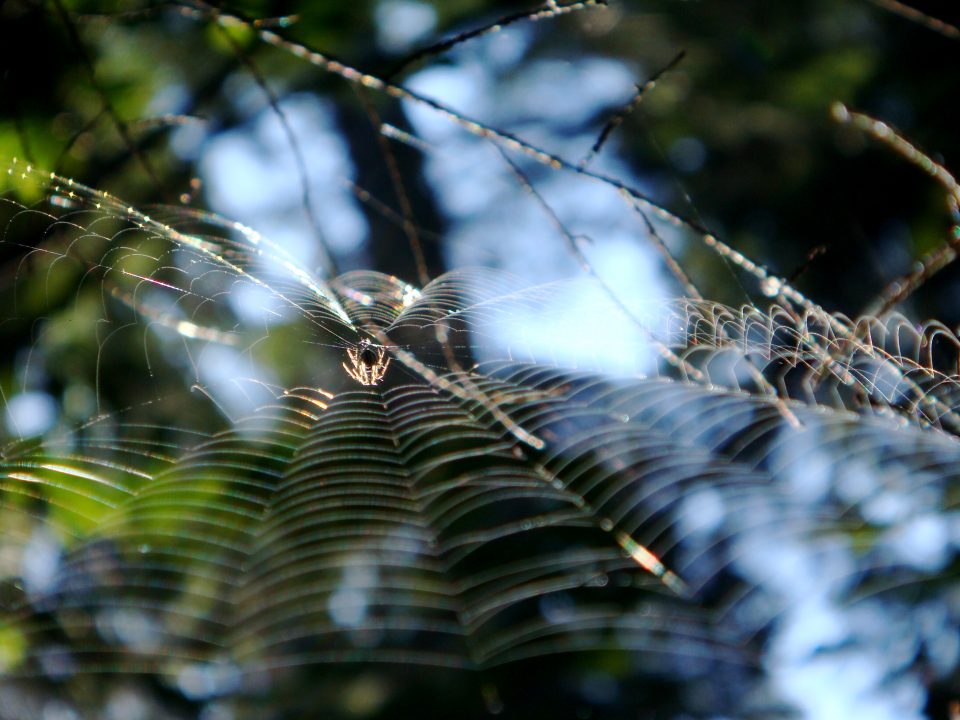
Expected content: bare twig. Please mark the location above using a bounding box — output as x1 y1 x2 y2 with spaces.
497 147 706 382
212 21 339 276
51 0 168 198
580 50 686 169
833 103 960 315
357 88 431 286
387 0 608 80
866 0 959 39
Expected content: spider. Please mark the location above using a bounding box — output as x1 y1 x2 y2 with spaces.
342 338 390 386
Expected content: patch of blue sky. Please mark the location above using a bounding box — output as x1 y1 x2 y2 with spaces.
749 429 957 719
200 93 370 279
402 26 667 376
4 390 58 438
375 0 437 54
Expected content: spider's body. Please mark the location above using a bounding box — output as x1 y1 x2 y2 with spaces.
342 339 390 385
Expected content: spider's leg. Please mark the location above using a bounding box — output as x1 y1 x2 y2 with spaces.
342 362 360 384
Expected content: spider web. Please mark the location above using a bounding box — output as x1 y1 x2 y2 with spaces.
2 160 959 705
1 1 959 717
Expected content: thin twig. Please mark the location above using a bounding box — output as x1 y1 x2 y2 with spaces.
580 50 686 169
497 147 706 382
357 87 431 286
832 104 959 209
866 226 960 317
833 103 960 315
866 0 959 39
51 0 168 198
184 0 854 343
53 109 106 177
381 123 433 154
213 21 338 276
343 177 443 244
785 244 828 284
386 0 608 80
619 188 703 299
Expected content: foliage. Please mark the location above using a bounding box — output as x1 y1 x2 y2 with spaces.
1 1 959 718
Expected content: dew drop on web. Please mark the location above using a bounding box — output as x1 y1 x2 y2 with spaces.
760 275 782 297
